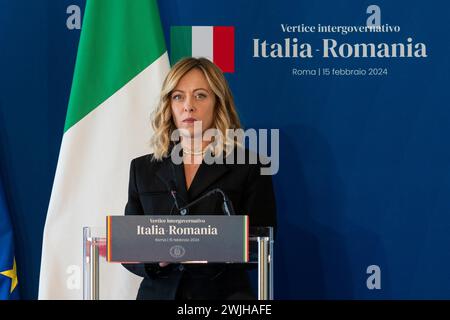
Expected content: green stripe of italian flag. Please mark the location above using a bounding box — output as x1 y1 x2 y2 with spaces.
170 26 234 73
39 0 170 300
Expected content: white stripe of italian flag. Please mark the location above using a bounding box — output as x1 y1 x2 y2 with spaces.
170 26 234 72
38 0 169 299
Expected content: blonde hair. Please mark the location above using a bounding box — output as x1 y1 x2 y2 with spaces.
150 57 241 160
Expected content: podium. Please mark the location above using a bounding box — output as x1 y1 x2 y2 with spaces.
82 218 274 300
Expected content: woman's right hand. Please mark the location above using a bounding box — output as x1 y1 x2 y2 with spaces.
159 262 170 267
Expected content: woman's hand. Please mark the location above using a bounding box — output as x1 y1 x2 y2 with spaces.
159 262 170 267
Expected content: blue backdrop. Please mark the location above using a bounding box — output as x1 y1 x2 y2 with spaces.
1 0 449 299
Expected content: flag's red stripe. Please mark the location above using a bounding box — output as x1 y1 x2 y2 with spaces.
213 26 234 73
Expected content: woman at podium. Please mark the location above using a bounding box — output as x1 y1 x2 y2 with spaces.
122 57 277 300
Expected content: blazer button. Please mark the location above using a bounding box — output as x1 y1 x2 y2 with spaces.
178 265 185 271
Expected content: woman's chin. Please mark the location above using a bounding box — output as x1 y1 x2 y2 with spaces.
177 124 211 139
177 127 198 138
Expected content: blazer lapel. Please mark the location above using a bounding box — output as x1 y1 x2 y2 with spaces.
155 157 189 207
155 155 231 206
188 160 230 200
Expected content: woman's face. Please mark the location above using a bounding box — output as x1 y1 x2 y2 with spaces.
170 68 216 138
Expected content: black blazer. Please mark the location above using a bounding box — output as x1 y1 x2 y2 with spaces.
122 150 277 300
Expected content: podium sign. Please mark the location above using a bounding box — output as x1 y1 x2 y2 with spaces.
106 215 249 263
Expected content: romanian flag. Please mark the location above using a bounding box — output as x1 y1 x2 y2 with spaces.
0 178 19 300
170 26 235 72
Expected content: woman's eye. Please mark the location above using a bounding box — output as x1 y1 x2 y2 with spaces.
172 94 182 101
195 93 206 99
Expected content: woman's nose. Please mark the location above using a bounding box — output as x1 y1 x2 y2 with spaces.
184 96 195 112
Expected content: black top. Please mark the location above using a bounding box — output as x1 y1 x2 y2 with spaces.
122 149 277 300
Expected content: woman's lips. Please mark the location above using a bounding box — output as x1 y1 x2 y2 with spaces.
182 118 197 123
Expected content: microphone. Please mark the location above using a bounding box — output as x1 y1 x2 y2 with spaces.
162 179 182 215
159 176 235 216
179 188 235 216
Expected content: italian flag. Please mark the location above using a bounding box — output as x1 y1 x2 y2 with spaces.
38 0 170 299
170 26 235 72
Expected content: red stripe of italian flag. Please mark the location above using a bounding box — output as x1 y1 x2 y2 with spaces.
170 26 234 72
